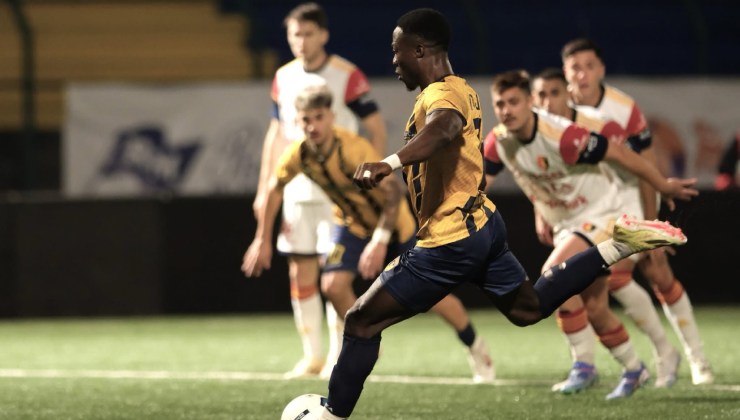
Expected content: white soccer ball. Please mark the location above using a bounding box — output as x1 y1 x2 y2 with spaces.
281 393 327 420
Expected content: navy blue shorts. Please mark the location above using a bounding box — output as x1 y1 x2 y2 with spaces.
380 210 528 313
323 225 415 273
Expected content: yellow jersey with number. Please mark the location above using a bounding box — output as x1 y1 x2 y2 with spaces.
276 127 416 242
403 75 495 247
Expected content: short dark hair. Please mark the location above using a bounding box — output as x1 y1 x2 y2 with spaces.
561 38 604 62
284 2 328 29
396 8 451 51
534 67 567 85
295 85 333 111
492 70 531 95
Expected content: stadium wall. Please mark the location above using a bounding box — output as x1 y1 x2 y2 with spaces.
0 192 738 318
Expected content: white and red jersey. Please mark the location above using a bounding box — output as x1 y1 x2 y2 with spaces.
575 84 652 217
271 54 375 202
484 109 624 232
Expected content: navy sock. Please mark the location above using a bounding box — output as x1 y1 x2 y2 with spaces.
457 322 476 347
534 247 607 317
326 333 381 418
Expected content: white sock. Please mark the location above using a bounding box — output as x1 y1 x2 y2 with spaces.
566 324 596 365
597 239 633 266
663 293 707 363
611 281 674 358
325 301 344 367
608 340 642 371
290 293 323 360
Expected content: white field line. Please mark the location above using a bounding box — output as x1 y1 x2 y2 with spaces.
0 368 548 386
0 368 737 391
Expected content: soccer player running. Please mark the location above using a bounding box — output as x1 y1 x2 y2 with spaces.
562 38 714 386
484 69 701 398
243 85 494 383
318 9 694 419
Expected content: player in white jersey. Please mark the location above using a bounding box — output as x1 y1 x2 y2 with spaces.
248 2 491 381
562 38 714 386
483 70 698 399
531 67 682 389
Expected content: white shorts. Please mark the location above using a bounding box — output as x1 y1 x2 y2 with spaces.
554 215 616 248
554 214 640 263
276 197 333 256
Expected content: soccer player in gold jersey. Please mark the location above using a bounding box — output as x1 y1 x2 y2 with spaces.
242 84 494 383
318 9 693 419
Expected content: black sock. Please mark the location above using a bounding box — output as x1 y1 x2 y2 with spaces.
457 322 476 347
326 333 381 418
533 247 607 317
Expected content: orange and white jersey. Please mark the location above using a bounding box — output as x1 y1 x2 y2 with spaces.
271 54 375 202
576 84 652 217
484 108 623 233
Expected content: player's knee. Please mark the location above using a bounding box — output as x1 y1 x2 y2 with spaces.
320 277 339 299
508 310 541 327
343 305 375 339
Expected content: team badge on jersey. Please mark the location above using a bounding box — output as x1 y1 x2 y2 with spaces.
581 222 596 232
537 156 549 171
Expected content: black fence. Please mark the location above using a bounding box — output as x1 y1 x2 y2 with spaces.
0 191 738 318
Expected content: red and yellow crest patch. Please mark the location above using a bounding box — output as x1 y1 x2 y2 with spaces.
537 156 549 170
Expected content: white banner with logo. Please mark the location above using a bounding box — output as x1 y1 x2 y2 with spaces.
64 82 271 196
64 78 740 196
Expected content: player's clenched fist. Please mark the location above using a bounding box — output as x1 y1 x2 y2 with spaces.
353 162 392 190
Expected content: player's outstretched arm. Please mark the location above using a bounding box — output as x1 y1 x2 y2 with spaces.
242 179 284 277
353 109 463 190
604 142 698 210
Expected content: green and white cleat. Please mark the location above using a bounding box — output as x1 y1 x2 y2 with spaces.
613 214 687 254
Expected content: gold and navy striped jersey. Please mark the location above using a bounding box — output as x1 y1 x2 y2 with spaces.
276 127 416 242
403 75 496 247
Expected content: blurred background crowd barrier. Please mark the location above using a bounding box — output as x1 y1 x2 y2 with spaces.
0 0 738 316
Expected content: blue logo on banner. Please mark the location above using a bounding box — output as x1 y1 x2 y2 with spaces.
100 126 201 190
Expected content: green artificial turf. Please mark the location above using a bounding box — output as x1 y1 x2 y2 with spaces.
0 307 737 419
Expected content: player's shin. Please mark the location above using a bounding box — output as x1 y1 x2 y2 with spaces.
326 333 381 418
533 247 607 316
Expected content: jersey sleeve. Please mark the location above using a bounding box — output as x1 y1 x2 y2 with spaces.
345 68 379 119
625 103 652 151
275 142 302 188
345 68 371 103
483 130 505 176
424 86 467 125
625 103 648 135
559 124 608 165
